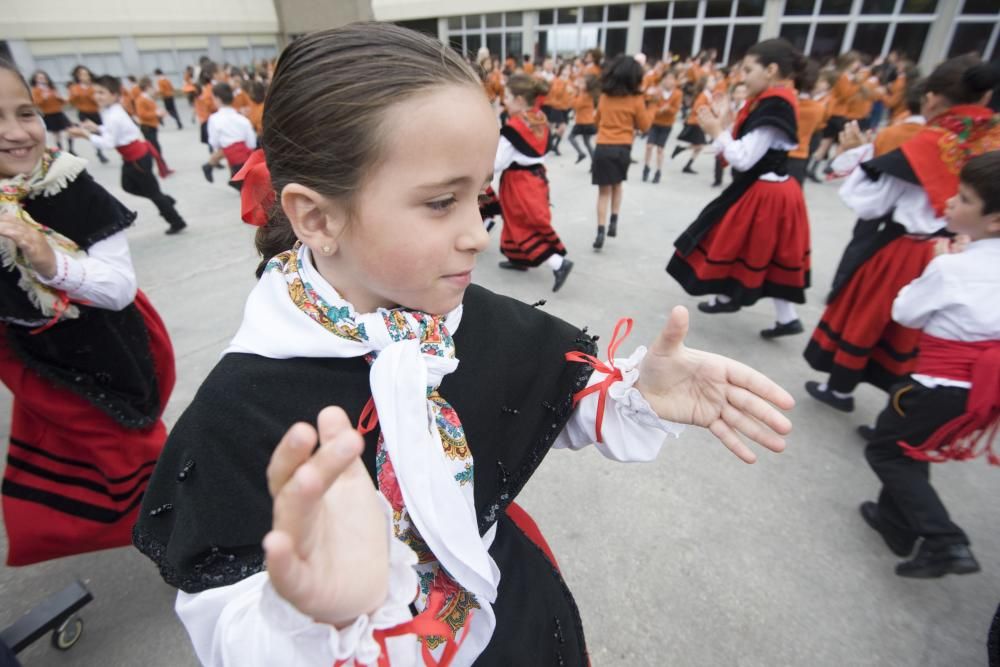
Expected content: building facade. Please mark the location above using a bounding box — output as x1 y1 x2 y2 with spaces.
379 0 998 73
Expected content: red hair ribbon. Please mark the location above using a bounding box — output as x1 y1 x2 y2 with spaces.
231 149 275 227
332 589 472 667
565 317 634 444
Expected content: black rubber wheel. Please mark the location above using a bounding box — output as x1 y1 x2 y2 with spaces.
51 616 83 650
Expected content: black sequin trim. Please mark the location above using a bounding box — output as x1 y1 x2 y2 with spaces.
133 526 266 594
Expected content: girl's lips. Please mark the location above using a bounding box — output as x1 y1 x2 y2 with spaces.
0 146 34 158
444 270 473 286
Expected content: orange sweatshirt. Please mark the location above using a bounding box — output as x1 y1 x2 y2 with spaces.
650 88 682 127
595 94 652 144
571 91 596 125
32 87 65 114
67 83 98 114
135 93 160 127
790 97 827 159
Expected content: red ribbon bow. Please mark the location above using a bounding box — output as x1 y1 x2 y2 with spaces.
231 149 276 227
565 317 634 443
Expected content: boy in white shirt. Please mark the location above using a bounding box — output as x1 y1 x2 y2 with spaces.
201 83 257 191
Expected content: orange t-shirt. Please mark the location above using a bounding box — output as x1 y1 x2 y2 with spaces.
686 90 712 126
157 76 175 98
829 73 858 118
873 120 924 157
546 78 572 110
32 87 65 115
595 94 652 144
790 97 827 159
67 83 98 114
571 91 596 125
651 88 682 127
246 101 264 136
135 93 160 127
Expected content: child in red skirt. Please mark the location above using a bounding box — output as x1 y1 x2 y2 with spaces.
0 62 175 566
667 39 810 339
495 73 574 292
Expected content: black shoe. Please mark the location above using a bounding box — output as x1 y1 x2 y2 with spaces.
859 502 916 558
97 151 109 164
607 219 618 238
575 154 586 164
552 147 561 156
201 163 214 183
552 259 574 292
165 221 187 235
806 164 821 183
652 170 661 184
671 145 685 160
697 299 741 314
682 165 697 174
498 260 528 271
593 227 605 250
896 542 980 579
485 219 496 233
711 180 723 187
760 319 804 339
857 425 877 442
215 163 226 170
642 165 650 182
823 164 834 176
165 195 176 206
804 380 854 412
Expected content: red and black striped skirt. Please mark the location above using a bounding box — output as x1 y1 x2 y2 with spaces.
499 167 566 267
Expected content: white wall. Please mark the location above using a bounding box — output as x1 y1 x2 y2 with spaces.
374 0 608 21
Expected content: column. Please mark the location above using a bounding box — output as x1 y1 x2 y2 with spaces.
760 0 783 40
626 3 645 55
919 0 960 74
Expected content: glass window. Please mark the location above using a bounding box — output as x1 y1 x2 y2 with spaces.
736 0 766 16
890 22 930 59
852 23 888 57
642 27 667 58
485 13 502 28
730 24 761 61
447 16 462 30
784 0 816 15
608 4 631 20
811 23 847 57
505 33 523 61
486 33 502 58
506 12 523 26
701 25 729 56
465 14 481 28
962 0 999 13
948 22 995 58
820 0 852 13
669 25 696 59
538 9 554 24
466 34 482 57
900 0 938 12
606 27 628 56
706 0 733 17
780 23 810 51
557 8 579 24
673 1 699 18
861 0 895 11
583 5 605 21
449 37 464 55
646 2 670 19
535 31 549 58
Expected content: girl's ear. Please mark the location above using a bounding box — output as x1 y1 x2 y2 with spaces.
281 183 347 254
766 62 780 80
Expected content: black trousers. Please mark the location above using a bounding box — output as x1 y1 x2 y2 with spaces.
163 96 182 129
139 125 161 157
121 154 184 227
865 379 970 549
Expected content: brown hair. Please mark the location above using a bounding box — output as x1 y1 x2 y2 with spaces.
960 151 1000 215
506 73 548 105
0 60 31 95
255 22 481 276
925 55 999 106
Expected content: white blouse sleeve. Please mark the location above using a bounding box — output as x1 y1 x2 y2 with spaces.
712 126 791 172
838 168 946 234
892 257 949 330
35 231 137 311
175 495 422 667
493 136 518 177
553 346 684 462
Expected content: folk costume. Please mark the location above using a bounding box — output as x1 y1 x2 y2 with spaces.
206 105 257 186
862 236 1000 576
494 109 571 289
87 101 187 234
134 194 683 663
805 106 1000 402
666 86 810 318
0 149 175 566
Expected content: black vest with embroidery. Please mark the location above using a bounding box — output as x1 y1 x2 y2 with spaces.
134 284 598 665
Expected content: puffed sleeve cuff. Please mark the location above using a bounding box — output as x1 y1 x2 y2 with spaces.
258 494 420 664
607 345 686 438
711 131 734 153
36 251 86 293
829 143 873 179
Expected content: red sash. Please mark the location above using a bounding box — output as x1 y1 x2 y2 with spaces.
116 139 171 178
900 333 1000 465
222 140 253 168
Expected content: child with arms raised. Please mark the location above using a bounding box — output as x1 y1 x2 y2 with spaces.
134 24 794 666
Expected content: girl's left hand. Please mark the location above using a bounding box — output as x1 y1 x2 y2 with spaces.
696 105 723 138
0 213 58 279
636 306 794 463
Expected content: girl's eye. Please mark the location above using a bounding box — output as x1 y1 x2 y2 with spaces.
427 197 457 212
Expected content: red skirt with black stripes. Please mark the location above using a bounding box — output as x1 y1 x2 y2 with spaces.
0 291 175 566
804 235 935 392
499 168 566 267
667 178 811 305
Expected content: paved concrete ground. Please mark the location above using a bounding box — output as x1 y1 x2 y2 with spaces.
1 116 996 667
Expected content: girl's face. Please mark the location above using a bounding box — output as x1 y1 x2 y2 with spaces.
78 69 91 84
732 84 749 104
313 84 496 315
741 55 775 97
504 89 528 114
815 78 831 95
33 74 47 88
0 70 47 178
946 183 1000 241
660 74 676 91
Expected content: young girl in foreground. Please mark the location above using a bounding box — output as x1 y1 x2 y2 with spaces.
0 62 175 565
134 24 794 666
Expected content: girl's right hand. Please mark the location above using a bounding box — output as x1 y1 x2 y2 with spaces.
263 406 390 628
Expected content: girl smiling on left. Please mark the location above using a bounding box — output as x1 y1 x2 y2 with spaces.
0 61 176 566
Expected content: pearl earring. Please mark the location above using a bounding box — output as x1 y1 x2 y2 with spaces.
321 245 332 255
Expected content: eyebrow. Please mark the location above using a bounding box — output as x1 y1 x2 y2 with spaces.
416 172 494 191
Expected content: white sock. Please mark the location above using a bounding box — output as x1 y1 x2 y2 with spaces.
546 254 564 270
773 298 798 325
709 294 732 306
818 382 852 399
